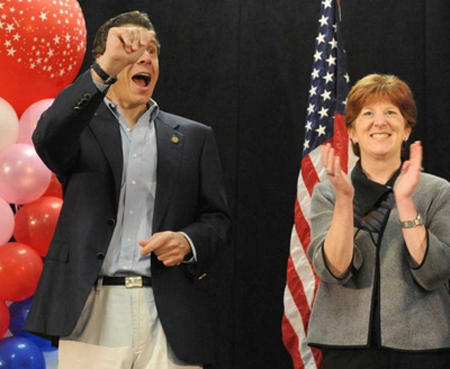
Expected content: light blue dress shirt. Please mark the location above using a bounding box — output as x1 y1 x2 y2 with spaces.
100 98 159 277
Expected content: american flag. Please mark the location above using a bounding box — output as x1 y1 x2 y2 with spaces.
282 0 355 368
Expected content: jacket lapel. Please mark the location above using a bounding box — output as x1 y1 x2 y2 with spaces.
153 113 184 231
89 103 123 205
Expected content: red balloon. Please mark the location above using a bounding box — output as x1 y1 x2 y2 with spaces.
14 197 63 257
42 173 63 199
0 243 43 302
0 300 9 339
0 0 87 116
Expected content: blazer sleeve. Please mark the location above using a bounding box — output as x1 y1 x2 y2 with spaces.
308 181 363 285
32 70 107 175
409 177 450 291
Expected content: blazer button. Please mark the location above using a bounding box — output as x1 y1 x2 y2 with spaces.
107 218 116 226
96 252 105 260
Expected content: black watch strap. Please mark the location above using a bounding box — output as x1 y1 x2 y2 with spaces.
91 60 117 85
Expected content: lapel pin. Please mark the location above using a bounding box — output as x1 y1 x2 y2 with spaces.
171 135 179 144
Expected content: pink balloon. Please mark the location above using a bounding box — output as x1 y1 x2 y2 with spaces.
18 99 54 146
0 144 51 204
0 197 14 246
0 98 19 151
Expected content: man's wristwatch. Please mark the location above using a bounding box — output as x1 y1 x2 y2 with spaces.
401 213 424 228
91 60 117 85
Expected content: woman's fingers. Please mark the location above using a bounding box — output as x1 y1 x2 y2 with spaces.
321 143 338 177
321 143 330 168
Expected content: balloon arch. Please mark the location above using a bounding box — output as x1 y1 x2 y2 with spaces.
0 0 86 367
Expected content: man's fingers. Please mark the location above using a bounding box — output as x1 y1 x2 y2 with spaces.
139 232 175 256
156 249 184 267
116 29 133 52
112 27 151 54
141 30 154 47
138 234 162 255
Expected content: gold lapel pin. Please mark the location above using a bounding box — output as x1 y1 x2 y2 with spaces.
171 135 179 144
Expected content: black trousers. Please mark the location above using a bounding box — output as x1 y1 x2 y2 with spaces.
322 348 450 369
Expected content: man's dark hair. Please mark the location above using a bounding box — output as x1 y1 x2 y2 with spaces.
92 10 160 58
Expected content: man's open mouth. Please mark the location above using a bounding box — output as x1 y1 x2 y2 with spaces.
132 73 151 87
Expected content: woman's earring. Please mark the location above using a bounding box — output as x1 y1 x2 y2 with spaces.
404 136 409 142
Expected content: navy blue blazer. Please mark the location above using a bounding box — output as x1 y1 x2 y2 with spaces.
24 70 232 365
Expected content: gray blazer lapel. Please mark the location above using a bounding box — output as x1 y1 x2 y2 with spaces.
153 114 184 231
90 103 123 205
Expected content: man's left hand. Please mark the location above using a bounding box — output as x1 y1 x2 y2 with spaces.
139 232 192 267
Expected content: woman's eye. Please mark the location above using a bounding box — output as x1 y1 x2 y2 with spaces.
362 111 372 116
387 110 397 116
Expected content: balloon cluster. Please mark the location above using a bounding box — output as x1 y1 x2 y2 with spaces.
0 0 86 367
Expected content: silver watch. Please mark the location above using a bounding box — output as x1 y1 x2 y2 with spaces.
401 213 424 228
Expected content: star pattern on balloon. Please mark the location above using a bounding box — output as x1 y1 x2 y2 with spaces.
0 0 86 80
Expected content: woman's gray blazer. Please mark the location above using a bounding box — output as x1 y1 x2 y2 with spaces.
307 172 450 351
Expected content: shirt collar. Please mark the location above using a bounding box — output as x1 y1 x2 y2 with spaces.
104 98 160 124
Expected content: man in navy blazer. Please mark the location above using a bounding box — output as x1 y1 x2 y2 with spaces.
25 10 231 369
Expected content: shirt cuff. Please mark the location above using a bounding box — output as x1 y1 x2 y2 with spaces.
93 79 109 93
179 232 197 263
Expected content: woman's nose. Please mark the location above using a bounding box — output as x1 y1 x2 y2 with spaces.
373 113 387 126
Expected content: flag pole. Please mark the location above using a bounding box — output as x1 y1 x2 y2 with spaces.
337 0 342 22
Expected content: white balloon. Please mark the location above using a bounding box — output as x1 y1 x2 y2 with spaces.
0 97 19 151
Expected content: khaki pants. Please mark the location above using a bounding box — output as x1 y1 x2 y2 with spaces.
58 280 202 369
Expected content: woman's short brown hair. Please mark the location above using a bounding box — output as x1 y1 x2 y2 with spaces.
345 74 417 157
92 11 160 58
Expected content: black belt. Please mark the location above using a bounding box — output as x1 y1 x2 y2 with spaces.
97 276 152 288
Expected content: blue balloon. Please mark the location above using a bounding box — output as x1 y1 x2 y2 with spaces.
8 298 32 336
0 336 45 369
9 298 57 352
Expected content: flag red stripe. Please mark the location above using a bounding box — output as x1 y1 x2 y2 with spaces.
282 314 305 369
312 346 323 368
332 113 349 173
294 200 311 254
286 256 311 330
301 156 320 197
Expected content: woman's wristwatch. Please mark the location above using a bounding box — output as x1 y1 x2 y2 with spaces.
401 213 424 228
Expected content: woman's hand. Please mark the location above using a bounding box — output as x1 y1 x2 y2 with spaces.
394 141 427 267
321 143 354 199
320 143 355 278
394 141 422 201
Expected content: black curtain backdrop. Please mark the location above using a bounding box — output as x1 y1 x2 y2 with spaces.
76 1 450 368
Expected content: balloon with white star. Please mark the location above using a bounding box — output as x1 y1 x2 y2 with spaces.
0 0 87 116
